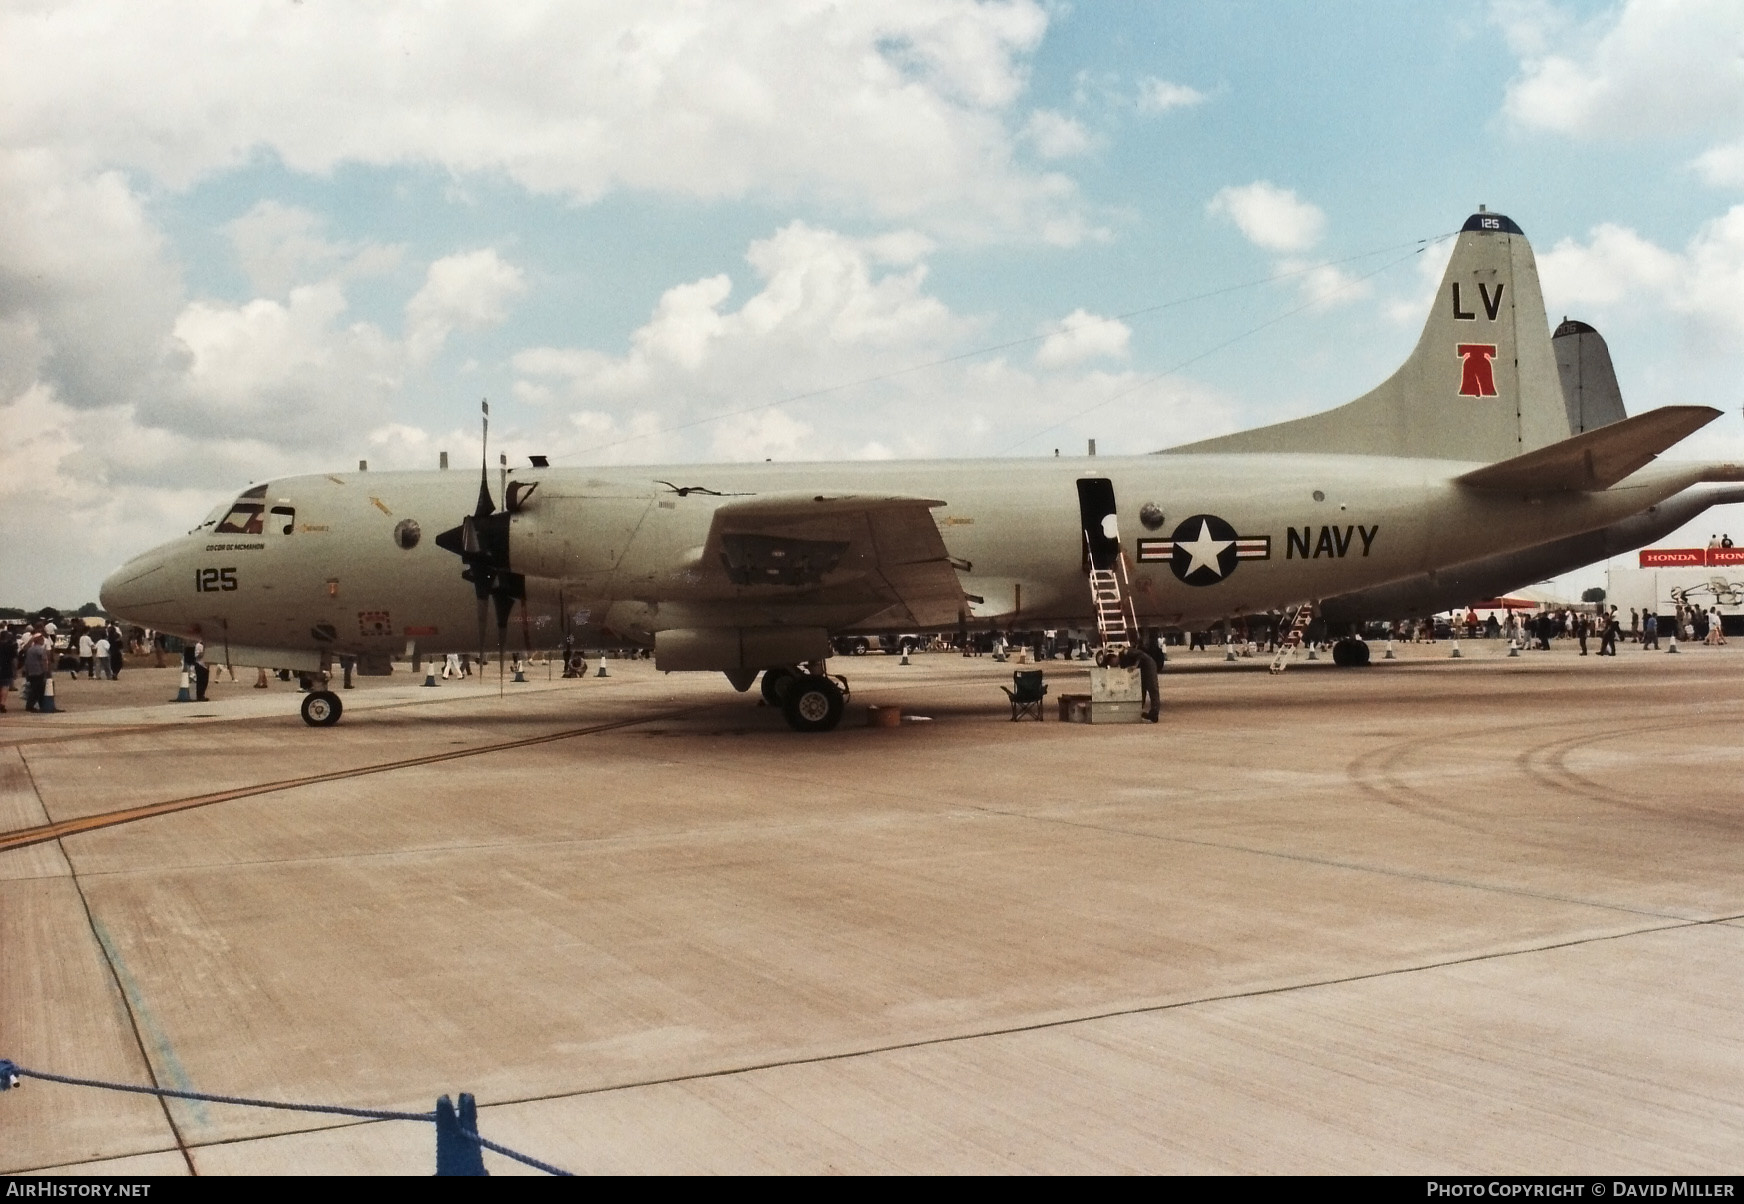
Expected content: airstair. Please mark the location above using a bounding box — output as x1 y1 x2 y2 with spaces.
1268 602 1315 674
1088 555 1140 655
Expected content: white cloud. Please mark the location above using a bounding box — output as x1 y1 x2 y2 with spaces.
404 249 527 363
1537 207 1744 343
0 143 539 600
1136 77 1206 113
1536 222 1682 305
711 408 814 461
1024 109 1095 159
0 383 306 604
225 202 403 297
1694 140 1744 188
1277 259 1373 311
1205 182 1364 310
1500 0 1744 139
159 284 402 447
512 221 1234 465
514 223 971 410
0 149 181 412
0 0 1092 243
1035 309 1130 369
1208 181 1326 253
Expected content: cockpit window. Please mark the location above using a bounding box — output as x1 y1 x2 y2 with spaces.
192 501 228 533
211 485 283 535
215 503 266 535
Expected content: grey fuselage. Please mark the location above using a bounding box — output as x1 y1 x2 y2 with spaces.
100 452 1710 666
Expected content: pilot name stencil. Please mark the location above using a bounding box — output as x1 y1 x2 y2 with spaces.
1285 525 1378 559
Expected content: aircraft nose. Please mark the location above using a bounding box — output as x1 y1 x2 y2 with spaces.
100 548 180 625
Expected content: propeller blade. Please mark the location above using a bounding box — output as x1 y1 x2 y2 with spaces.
476 398 494 516
476 595 488 678
497 608 507 698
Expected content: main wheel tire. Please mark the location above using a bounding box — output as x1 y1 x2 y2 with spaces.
760 666 799 707
301 690 343 727
1331 638 1371 667
782 674 844 732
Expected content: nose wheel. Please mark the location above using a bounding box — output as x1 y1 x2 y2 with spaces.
300 690 344 727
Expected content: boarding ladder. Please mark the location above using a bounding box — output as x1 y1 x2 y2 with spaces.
1088 552 1141 655
1268 602 1315 674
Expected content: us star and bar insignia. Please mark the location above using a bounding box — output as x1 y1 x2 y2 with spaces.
1136 514 1270 586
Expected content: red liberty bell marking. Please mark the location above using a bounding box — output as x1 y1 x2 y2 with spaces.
1456 343 1498 397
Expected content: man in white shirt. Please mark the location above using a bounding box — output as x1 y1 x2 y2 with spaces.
78 630 95 678
94 635 111 679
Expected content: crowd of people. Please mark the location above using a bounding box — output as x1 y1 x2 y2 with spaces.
1372 601 1735 656
0 617 156 714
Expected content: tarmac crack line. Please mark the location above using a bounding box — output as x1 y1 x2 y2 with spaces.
14 747 198 1176
64 906 1743 1165
0 708 693 855
967 803 1699 922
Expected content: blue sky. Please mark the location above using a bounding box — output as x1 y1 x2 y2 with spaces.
4 0 1743 604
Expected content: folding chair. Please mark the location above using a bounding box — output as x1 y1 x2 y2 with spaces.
1001 669 1047 721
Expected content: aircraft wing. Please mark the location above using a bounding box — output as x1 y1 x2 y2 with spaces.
698 493 966 627
1455 405 1722 493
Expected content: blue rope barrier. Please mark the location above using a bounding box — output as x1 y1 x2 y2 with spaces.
0 1058 572 1176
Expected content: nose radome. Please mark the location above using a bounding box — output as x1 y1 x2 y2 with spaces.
100 549 178 625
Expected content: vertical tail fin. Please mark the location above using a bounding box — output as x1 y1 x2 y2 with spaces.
1164 210 1571 462
1554 318 1628 433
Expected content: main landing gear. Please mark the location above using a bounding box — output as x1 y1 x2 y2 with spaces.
760 665 848 732
300 690 343 726
1330 638 1372 667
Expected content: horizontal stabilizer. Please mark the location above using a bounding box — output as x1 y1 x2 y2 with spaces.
1455 406 1721 493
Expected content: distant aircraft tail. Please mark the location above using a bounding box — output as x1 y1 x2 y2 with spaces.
1553 318 1628 434
1166 209 1572 462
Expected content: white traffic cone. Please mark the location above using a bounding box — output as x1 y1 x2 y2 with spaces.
1667 633 1680 654
1384 637 1396 660
1450 635 1462 658
175 669 193 702
41 675 57 713
595 659 609 677
1508 639 1520 657
423 668 438 686
512 657 527 683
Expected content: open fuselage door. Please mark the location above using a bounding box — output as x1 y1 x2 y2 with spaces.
1076 477 1140 655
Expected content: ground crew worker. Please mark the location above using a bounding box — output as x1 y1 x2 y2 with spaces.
1117 645 1160 723
183 639 209 701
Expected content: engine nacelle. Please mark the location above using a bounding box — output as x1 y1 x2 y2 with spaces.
654 627 830 672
